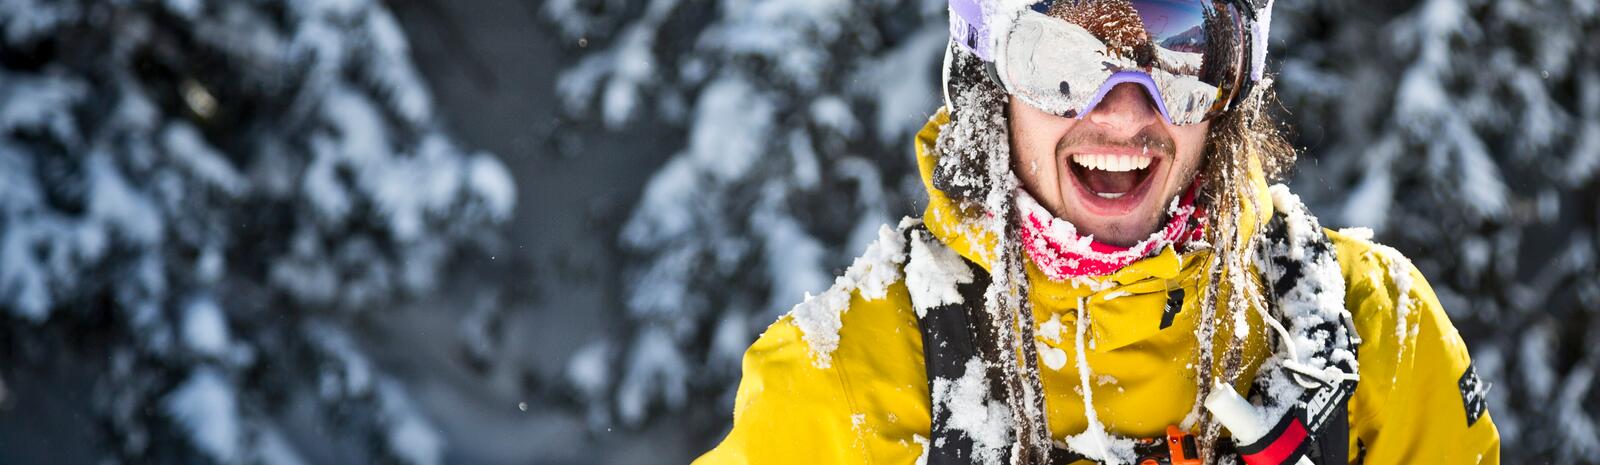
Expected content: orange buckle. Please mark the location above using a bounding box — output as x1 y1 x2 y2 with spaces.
1165 425 1202 465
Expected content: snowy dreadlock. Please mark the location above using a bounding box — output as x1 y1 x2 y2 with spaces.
935 41 1056 465
1187 69 1299 465
932 38 1299 464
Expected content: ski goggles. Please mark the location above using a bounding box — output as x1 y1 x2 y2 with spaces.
950 0 1257 125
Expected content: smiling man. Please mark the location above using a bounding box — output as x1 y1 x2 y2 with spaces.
697 1 1500 464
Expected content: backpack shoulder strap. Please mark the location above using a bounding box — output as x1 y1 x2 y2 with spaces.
1244 187 1363 465
903 223 1000 465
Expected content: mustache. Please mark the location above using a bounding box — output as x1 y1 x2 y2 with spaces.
1055 124 1176 158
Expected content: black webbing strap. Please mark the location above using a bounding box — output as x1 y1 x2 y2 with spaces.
912 224 996 465
1314 405 1351 465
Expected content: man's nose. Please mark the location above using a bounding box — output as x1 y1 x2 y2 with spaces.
1083 83 1163 136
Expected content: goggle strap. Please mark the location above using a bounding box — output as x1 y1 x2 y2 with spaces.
948 0 992 61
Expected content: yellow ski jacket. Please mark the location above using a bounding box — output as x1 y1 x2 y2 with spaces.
696 110 1500 465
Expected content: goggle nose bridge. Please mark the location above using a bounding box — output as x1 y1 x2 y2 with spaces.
1076 71 1179 126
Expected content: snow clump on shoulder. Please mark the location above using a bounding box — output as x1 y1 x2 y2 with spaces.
904 228 974 318
1336 205 1419 344
1365 241 1417 342
788 221 909 368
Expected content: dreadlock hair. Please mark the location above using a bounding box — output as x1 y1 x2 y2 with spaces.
932 41 1299 465
935 43 1055 465
1186 70 1298 464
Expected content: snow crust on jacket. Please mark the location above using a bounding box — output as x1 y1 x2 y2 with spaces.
789 223 909 368
904 227 975 317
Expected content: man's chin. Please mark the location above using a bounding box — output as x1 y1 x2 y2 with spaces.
1057 212 1163 247
1088 223 1158 247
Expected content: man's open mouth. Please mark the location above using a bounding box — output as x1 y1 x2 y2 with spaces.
1066 153 1159 210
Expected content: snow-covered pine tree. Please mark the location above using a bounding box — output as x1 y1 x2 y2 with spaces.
542 0 947 436
0 0 515 463
1047 0 1153 64
1274 0 1599 461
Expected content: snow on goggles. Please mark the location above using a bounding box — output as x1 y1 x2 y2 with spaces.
952 0 1254 125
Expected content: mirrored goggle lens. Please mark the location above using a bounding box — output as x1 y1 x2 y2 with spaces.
999 0 1247 125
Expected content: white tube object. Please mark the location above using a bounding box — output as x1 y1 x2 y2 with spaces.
1203 381 1268 444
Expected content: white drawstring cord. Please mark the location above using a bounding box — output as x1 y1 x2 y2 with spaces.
1254 295 1360 390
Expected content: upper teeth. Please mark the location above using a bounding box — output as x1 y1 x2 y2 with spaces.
1072 154 1152 172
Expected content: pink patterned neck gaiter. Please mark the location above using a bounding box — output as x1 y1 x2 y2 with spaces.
1015 183 1205 280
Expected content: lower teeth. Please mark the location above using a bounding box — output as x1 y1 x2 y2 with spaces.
1096 192 1126 199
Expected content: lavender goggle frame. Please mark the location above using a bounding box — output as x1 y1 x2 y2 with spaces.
1079 72 1191 125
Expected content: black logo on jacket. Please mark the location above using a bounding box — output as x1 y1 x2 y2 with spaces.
1459 363 1489 427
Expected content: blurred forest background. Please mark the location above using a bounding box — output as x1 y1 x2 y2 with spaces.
0 0 1595 464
